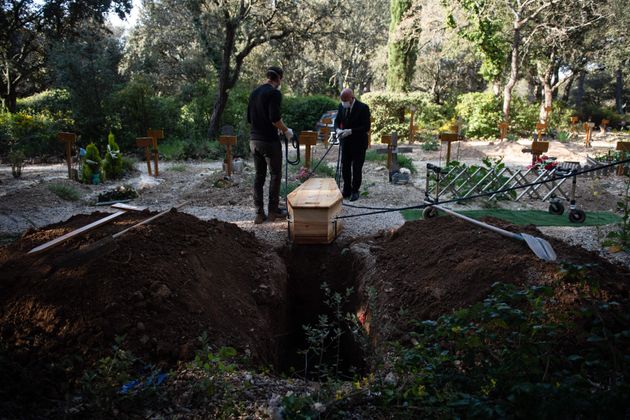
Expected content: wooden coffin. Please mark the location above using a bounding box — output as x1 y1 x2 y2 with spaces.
287 177 343 244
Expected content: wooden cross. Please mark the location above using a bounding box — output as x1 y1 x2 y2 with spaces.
522 141 550 166
298 131 318 169
535 122 547 142
616 141 630 176
136 137 154 175
570 116 579 136
147 128 164 176
57 132 77 180
498 121 509 142
219 135 237 176
583 122 594 147
381 134 393 169
320 117 332 146
439 132 459 164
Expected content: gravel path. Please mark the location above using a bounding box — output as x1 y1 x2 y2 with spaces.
1 139 628 268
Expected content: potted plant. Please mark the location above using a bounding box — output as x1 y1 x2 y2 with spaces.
81 143 103 184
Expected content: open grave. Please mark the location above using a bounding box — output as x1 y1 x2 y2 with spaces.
0 209 629 415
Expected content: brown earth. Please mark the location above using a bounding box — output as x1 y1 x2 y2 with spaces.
1 210 629 416
355 216 630 343
0 210 287 374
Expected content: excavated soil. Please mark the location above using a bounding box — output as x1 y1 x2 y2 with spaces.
0 211 286 379
355 216 630 344
1 211 629 416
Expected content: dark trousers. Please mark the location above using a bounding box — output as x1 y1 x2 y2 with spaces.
341 140 366 194
250 140 282 213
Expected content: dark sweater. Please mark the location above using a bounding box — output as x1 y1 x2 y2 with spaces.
247 83 282 141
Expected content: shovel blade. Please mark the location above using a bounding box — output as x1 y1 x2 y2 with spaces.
520 233 557 261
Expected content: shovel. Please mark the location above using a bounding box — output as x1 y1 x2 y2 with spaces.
424 202 557 262
54 201 189 267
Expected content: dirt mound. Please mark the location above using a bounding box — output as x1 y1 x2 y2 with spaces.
358 216 630 341
0 210 287 370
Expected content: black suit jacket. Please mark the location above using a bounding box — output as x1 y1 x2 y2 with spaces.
333 99 371 149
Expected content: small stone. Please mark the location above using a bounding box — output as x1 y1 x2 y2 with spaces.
140 335 149 345
137 322 145 331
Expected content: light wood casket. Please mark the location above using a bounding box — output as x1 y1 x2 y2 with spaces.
287 177 343 244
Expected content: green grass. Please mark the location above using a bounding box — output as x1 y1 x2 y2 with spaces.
159 139 186 160
48 183 80 201
168 163 188 172
365 149 386 162
401 208 623 227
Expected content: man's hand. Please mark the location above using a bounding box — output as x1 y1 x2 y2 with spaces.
340 129 352 139
285 128 294 139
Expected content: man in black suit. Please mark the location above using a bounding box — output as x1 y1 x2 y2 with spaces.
334 88 371 201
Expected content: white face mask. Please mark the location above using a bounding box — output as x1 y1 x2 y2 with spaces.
342 101 351 108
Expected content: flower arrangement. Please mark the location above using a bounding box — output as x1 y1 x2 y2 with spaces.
295 166 312 183
528 155 558 171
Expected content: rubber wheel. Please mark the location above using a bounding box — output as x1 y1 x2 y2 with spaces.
568 209 586 223
423 207 438 219
548 202 564 215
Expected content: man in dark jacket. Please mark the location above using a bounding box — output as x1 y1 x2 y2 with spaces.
247 66 294 224
334 88 371 201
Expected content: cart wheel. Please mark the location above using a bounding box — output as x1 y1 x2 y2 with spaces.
548 202 564 215
568 209 586 223
423 207 438 219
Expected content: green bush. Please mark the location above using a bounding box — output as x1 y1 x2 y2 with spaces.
159 139 187 160
82 143 102 184
362 91 439 143
0 110 74 158
509 97 539 135
102 131 123 179
579 104 625 128
282 95 338 133
110 76 180 150
455 92 502 138
16 89 73 116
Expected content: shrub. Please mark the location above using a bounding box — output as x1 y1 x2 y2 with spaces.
48 184 80 201
282 95 338 133
82 143 102 184
0 110 74 158
110 76 180 150
578 104 625 128
16 89 73 116
362 91 437 142
102 131 123 179
509 97 539 135
455 92 502 138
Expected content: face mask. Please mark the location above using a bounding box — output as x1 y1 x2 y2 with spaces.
342 101 351 108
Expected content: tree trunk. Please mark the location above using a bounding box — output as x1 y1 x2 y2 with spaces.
575 69 586 110
502 24 521 121
208 22 237 140
616 66 623 114
539 62 554 122
561 74 574 102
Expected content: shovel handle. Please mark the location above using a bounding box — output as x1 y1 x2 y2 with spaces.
427 203 523 242
112 201 189 239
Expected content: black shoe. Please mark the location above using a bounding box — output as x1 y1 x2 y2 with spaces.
268 208 287 222
254 213 267 224
342 191 351 199
350 192 359 202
